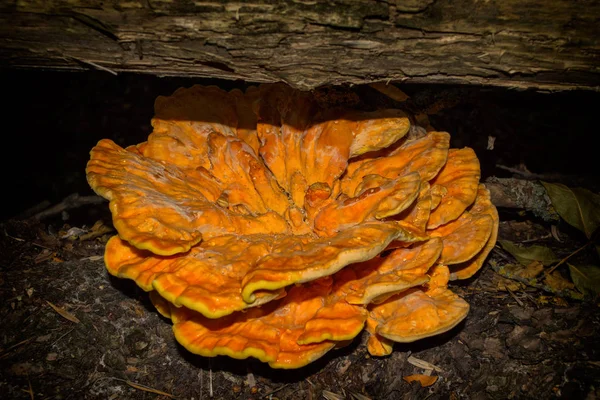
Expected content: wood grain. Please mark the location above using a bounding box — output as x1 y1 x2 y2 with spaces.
1 0 599 90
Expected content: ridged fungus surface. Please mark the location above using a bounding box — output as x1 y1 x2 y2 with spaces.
86 84 498 368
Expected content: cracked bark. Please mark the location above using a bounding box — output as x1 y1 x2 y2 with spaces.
1 0 598 91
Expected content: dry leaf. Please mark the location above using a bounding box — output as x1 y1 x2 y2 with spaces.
407 355 443 372
542 182 600 239
34 249 54 264
79 220 114 241
350 392 373 400
46 301 80 323
500 262 545 281
499 240 558 266
569 264 600 297
60 227 87 239
496 276 524 292
403 374 439 387
544 271 575 292
519 261 545 279
322 390 346 400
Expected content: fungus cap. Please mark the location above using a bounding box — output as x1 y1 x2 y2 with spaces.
87 83 497 368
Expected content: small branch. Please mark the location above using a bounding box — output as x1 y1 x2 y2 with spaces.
69 56 118 75
262 384 292 398
485 177 559 222
496 164 544 179
0 337 35 359
506 287 524 306
521 234 553 243
544 241 593 276
30 193 106 221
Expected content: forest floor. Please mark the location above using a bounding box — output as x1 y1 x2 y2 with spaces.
0 71 599 399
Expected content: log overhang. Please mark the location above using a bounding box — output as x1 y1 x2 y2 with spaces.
1 0 599 91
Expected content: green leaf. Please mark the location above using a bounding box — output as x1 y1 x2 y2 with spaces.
568 264 600 297
542 182 600 239
499 240 558 266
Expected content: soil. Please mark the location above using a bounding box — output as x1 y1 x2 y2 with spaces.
1 70 599 400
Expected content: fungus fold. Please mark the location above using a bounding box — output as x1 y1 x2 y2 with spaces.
87 83 498 368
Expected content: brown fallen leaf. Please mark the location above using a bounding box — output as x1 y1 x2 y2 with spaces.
499 240 558 267
322 390 345 400
544 271 575 292
496 276 524 292
403 374 438 387
569 264 600 297
542 182 600 239
34 249 54 264
79 220 114 241
501 261 544 280
407 355 443 372
46 301 80 324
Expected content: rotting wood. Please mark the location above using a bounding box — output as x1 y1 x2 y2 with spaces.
1 0 599 91
485 177 558 222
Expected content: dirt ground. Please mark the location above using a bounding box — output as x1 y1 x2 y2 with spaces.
0 71 599 399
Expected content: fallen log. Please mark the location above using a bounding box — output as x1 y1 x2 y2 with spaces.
1 0 599 91
485 177 558 222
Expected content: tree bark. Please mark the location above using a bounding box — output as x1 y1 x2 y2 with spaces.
1 0 599 91
484 177 559 222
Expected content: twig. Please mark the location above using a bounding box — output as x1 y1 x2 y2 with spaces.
31 193 105 221
31 242 51 250
69 56 118 75
93 376 175 398
506 287 524 306
2 236 52 262
124 380 174 398
497 164 545 179
551 225 563 242
492 246 513 262
263 384 291 398
4 230 25 242
521 234 552 243
200 369 203 400
51 328 75 347
544 241 592 276
521 291 539 308
14 200 51 219
23 375 34 400
0 337 35 359
209 359 213 398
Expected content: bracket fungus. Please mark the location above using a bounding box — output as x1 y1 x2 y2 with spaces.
86 83 498 369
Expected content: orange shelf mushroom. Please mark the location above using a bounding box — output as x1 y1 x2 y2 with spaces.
86 83 498 369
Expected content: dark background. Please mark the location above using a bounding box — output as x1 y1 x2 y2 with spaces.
1 69 598 221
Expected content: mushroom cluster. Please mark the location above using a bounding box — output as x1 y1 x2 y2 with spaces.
86 84 498 369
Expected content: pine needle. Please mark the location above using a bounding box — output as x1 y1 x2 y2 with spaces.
125 380 175 398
